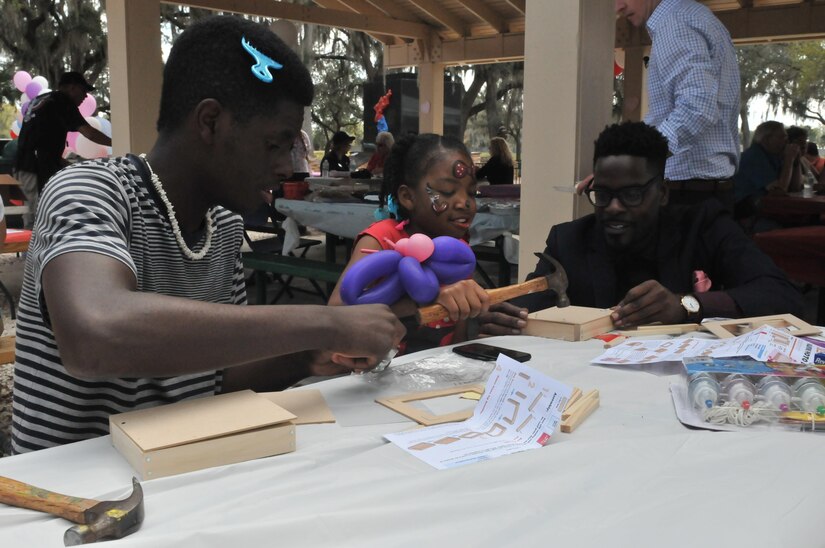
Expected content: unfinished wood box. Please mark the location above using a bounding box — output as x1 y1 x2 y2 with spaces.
523 306 614 342
109 390 296 480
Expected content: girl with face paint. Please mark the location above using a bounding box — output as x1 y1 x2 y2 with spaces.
328 134 490 354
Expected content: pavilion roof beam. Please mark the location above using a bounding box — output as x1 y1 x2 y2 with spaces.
170 0 432 40
456 0 506 34
408 0 468 36
364 0 423 21
385 32 524 68
312 0 399 44
343 0 421 43
504 0 526 16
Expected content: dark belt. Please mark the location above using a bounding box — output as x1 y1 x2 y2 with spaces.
666 178 733 192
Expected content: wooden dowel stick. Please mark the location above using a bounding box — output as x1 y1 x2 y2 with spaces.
561 389 597 420
562 388 582 415
604 336 627 348
560 392 600 433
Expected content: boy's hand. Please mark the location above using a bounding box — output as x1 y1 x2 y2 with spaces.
611 280 685 328
436 280 490 322
477 302 528 336
326 305 405 372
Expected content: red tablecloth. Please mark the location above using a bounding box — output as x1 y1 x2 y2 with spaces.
754 226 825 285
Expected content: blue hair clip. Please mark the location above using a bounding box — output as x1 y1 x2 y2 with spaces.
241 37 283 83
387 195 400 218
374 195 401 221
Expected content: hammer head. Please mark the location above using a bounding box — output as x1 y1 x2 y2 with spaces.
534 252 570 308
63 478 144 546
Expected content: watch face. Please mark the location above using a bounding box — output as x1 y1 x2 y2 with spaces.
681 295 701 313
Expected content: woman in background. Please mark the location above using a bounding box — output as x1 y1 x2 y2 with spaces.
366 131 394 176
475 136 514 185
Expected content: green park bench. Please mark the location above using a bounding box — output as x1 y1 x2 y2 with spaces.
242 251 344 304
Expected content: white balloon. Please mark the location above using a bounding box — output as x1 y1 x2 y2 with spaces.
75 134 106 159
37 87 51 96
85 116 102 131
31 75 49 89
97 117 112 138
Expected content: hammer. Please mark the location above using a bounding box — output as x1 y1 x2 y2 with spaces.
0 476 144 545
416 252 570 324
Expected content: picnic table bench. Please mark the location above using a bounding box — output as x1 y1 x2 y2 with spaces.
242 252 344 304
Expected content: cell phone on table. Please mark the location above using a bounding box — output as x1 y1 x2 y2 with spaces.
452 343 532 363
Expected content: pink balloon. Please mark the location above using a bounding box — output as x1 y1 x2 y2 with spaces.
25 81 41 100
406 233 434 262
66 131 79 151
394 238 409 256
13 71 31 93
78 94 97 117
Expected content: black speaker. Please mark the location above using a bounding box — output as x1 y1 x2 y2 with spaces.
363 73 462 144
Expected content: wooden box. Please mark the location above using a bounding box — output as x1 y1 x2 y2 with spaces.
109 390 296 480
523 306 614 341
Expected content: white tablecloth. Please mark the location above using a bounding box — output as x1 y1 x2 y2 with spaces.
0 335 821 547
275 200 519 255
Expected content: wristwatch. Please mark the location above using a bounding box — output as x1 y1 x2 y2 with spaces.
680 294 702 321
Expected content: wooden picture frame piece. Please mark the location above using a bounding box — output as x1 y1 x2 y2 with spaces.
615 323 702 337
523 306 614 341
702 314 821 339
376 384 485 426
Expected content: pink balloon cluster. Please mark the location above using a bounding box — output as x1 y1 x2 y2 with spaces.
10 71 50 138
10 70 111 159
340 234 476 306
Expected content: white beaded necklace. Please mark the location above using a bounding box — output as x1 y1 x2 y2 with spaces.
140 153 214 261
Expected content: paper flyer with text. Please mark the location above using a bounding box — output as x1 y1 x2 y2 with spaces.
384 355 572 470
592 325 825 366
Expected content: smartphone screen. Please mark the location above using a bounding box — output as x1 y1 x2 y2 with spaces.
452 343 532 363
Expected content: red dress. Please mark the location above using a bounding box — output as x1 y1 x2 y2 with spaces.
358 219 459 353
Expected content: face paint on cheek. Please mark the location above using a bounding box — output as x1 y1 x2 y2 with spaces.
452 160 471 179
425 185 449 215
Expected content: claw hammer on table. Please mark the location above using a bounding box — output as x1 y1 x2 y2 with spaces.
0 476 144 545
416 252 570 324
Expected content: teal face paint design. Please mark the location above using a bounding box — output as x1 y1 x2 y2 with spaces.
241 37 283 83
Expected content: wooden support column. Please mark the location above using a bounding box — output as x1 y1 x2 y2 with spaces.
518 0 615 280
621 45 648 122
418 61 445 135
107 0 163 155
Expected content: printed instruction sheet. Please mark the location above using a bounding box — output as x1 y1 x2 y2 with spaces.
384 355 572 470
592 325 825 366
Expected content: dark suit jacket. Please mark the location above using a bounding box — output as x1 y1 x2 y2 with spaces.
516 201 803 319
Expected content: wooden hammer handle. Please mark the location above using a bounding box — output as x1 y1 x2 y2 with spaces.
0 476 98 524
417 276 550 325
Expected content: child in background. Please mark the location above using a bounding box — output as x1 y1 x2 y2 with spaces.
328 134 489 353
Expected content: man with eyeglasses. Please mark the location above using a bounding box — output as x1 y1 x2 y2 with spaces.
479 122 801 334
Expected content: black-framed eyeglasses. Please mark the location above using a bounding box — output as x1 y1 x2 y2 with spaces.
585 174 661 208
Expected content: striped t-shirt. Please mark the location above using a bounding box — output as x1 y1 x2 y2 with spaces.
11 155 246 453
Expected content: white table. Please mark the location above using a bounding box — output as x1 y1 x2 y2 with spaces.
275 199 520 262
1 335 821 547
